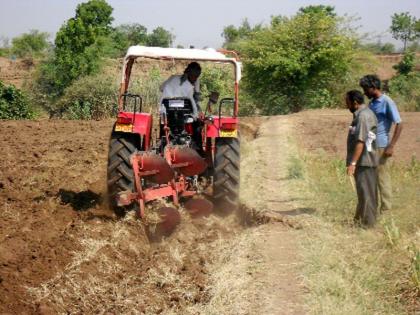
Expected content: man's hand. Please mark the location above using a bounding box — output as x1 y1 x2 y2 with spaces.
384 144 394 157
347 164 356 176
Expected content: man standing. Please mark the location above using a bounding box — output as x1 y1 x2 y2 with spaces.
346 90 378 227
359 75 403 212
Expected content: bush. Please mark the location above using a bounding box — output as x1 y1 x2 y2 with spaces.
11 30 50 58
388 72 420 111
393 51 416 75
55 73 118 119
128 66 163 113
0 81 34 119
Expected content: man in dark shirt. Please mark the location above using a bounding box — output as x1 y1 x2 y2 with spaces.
346 90 379 227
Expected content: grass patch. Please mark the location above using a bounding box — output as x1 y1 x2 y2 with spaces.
288 155 305 179
298 152 420 314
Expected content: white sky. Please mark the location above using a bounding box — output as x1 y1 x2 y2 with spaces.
0 0 419 49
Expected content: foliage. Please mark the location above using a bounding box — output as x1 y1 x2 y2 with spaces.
146 27 174 47
393 50 416 75
240 10 356 114
360 41 395 54
221 19 262 51
198 65 236 115
47 0 114 95
87 23 175 58
55 72 118 119
388 71 420 111
0 81 34 119
408 41 420 52
107 23 148 57
11 30 50 58
298 5 336 17
128 66 163 113
390 12 420 51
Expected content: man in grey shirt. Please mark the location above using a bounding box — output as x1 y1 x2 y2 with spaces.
346 90 378 227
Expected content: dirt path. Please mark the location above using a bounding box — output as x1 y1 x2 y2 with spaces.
241 116 306 314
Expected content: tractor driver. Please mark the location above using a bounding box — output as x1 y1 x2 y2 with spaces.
159 62 202 119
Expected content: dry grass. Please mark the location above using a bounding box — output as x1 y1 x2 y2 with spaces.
294 152 420 314
25 207 256 314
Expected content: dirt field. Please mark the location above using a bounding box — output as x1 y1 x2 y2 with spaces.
0 110 419 314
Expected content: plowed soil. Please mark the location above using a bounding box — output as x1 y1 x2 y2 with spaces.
0 110 419 314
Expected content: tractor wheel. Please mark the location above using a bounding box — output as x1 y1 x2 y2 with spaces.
107 133 140 216
213 137 240 212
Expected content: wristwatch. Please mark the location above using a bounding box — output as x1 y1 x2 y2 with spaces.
350 161 356 166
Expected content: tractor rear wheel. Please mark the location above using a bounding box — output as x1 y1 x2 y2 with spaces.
213 137 240 212
107 133 140 216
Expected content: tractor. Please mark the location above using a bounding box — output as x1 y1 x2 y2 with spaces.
107 46 241 229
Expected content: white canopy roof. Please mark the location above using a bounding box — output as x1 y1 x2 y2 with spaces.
124 46 241 82
125 46 235 62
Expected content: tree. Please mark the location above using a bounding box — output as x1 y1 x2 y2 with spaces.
221 19 262 50
298 5 336 17
241 10 356 114
11 30 50 58
51 0 114 94
147 27 174 47
390 12 420 51
106 23 149 56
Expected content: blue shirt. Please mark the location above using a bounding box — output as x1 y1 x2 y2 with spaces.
369 94 401 148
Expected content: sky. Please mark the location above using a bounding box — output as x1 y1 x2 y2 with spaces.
0 0 419 49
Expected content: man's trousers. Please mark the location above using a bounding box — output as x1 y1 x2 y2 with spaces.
354 166 378 227
377 148 392 211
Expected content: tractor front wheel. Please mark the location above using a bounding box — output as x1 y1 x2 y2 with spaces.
213 137 240 212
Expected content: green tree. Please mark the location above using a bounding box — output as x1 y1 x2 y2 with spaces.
51 0 114 94
147 27 174 47
298 5 336 17
108 23 148 56
221 19 262 50
241 10 356 114
11 30 50 58
390 12 420 51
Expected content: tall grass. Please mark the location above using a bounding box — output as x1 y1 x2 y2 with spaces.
298 152 419 314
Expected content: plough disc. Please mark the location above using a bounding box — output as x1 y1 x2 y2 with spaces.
134 152 174 184
167 146 207 176
154 206 181 236
184 198 214 218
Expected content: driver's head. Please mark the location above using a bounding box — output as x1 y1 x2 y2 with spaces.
184 62 201 84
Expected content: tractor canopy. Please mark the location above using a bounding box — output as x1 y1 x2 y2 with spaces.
118 46 242 115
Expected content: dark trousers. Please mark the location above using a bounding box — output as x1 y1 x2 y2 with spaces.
354 166 378 227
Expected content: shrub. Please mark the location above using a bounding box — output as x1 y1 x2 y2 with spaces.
55 73 118 119
0 81 34 119
393 51 416 75
128 66 163 113
11 30 50 58
388 72 420 111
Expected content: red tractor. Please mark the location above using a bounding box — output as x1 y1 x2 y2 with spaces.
107 46 241 226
